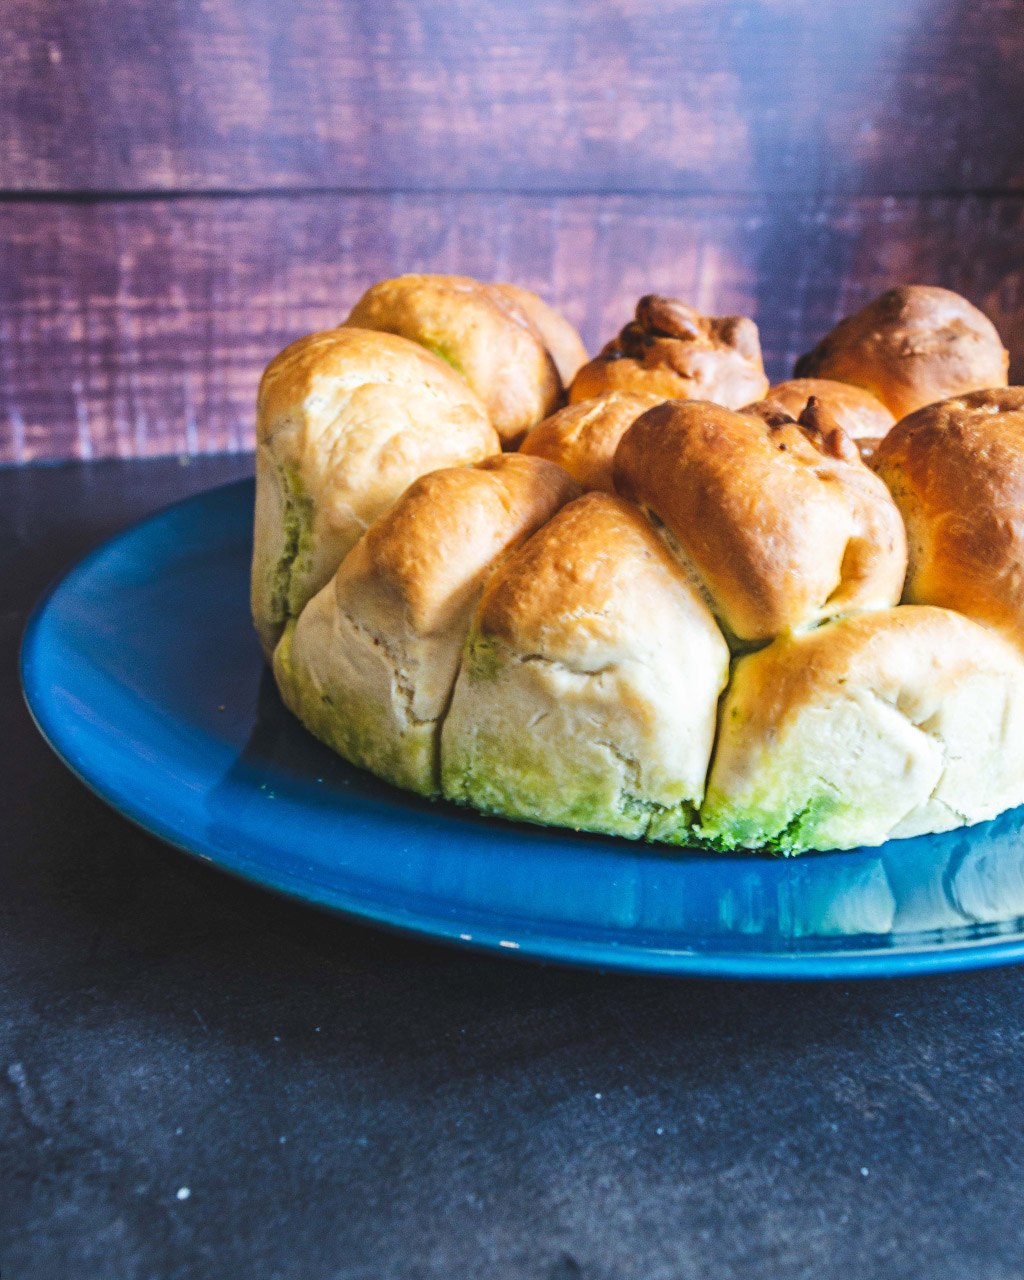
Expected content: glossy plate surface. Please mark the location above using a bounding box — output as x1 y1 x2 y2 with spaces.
21 478 1024 978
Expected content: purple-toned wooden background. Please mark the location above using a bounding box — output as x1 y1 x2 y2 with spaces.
3 0 1024 462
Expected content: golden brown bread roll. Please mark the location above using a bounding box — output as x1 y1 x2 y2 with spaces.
489 284 588 387
252 327 498 657
569 295 769 409
701 606 1024 852
441 491 730 839
518 391 665 491
274 454 579 795
344 274 583 446
613 399 908 645
743 378 895 441
794 285 1009 419
873 387 1024 651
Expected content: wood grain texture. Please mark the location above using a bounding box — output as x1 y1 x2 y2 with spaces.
3 193 1023 463
3 0 1024 196
5 0 1024 461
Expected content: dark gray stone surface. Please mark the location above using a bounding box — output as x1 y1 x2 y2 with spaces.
3 457 1024 1280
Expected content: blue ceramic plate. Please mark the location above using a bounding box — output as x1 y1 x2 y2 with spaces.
21 478 1024 978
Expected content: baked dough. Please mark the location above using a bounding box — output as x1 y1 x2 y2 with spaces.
518 391 665 491
743 378 894 441
254 279 1024 855
570 295 769 409
251 327 498 656
489 284 588 387
794 286 1008 419
701 607 1024 853
873 387 1024 651
441 492 730 839
345 274 584 445
274 455 578 795
614 398 907 645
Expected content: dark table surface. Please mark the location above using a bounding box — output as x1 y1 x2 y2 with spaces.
5 456 1024 1280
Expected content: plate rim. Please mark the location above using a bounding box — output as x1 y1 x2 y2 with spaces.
20 476 1024 981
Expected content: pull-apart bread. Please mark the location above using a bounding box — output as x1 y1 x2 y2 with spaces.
702 608 1024 852
441 492 730 839
613 398 907 645
519 391 665 491
486 283 588 388
570 295 769 409
345 274 587 446
255 280 1024 855
873 388 1024 650
795 285 1008 420
743 378 895 441
252 327 498 656
274 455 578 795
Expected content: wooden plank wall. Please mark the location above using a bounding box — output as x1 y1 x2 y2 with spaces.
2 0 1024 462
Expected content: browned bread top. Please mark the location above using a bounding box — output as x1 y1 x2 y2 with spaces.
489 283 588 387
519 391 665 492
345 274 584 445
794 285 1008 420
743 377 895 441
334 453 580 638
569 295 769 410
873 387 1024 649
614 398 908 644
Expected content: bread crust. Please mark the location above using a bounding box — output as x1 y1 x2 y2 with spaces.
569 295 769 409
873 387 1024 651
441 491 730 838
474 490 711 657
518 391 665 491
489 284 588 387
743 378 894 440
252 326 498 655
274 454 579 795
336 454 580 642
702 606 1024 852
345 274 582 445
794 286 1008 420
614 399 907 643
